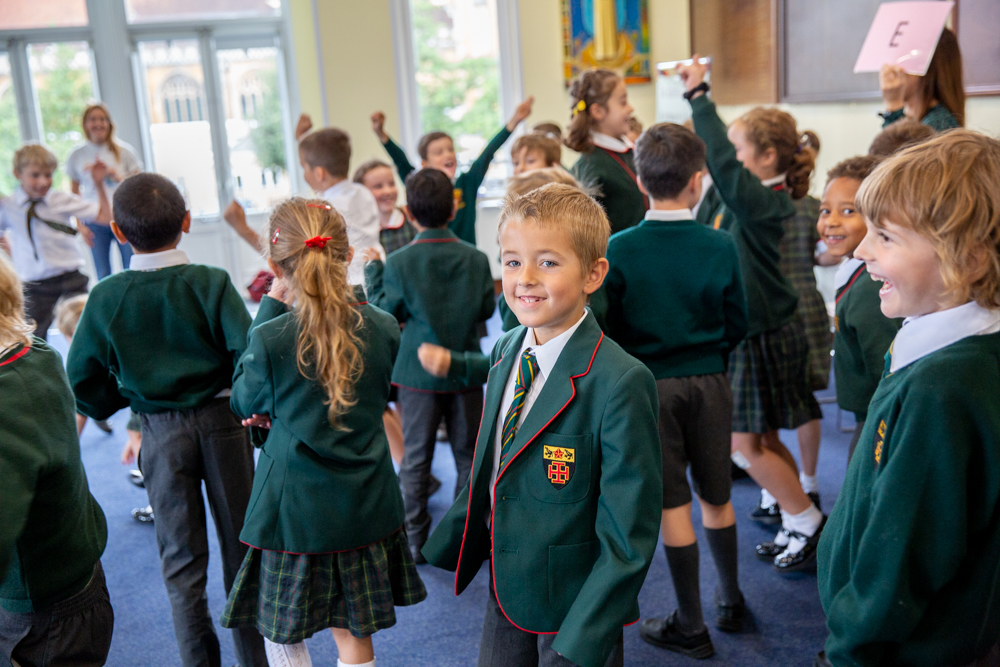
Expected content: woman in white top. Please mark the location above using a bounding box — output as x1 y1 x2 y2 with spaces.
66 103 143 279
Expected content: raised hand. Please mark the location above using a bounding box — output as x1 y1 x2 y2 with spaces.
507 97 535 132
677 54 709 93
295 113 314 141
371 111 389 143
880 64 906 112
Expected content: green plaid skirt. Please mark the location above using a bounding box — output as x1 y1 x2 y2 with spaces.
798 288 833 391
220 528 426 643
729 318 823 434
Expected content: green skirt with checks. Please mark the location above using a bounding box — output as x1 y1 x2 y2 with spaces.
221 528 426 643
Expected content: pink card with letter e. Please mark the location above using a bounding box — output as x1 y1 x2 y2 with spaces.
854 1 954 76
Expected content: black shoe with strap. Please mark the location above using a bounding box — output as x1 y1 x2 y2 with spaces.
773 515 827 573
749 499 782 525
755 528 792 561
639 611 715 659
807 491 821 511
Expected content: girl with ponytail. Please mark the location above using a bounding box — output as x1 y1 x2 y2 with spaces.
222 198 426 667
567 68 648 234
677 58 825 577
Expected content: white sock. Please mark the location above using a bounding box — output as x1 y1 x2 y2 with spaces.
799 472 819 494
337 659 375 667
777 505 824 556
264 638 313 667
760 488 777 508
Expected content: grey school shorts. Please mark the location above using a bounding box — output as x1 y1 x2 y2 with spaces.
656 372 734 509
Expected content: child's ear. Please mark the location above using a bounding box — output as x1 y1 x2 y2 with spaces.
345 245 355 265
266 257 283 278
420 160 430 169
762 147 779 171
583 257 610 295
402 205 415 223
110 221 128 245
181 211 192 234
589 103 607 123
636 174 649 197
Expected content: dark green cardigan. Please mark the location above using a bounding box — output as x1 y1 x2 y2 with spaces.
881 104 960 132
571 145 647 235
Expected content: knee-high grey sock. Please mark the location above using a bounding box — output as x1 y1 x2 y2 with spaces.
704 525 742 606
664 543 705 634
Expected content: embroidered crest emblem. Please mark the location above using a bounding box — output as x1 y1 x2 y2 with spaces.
874 420 886 464
713 213 723 230
454 188 465 210
543 446 575 488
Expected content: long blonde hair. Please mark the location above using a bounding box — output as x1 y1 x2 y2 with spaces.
0 253 34 350
268 198 364 427
81 103 122 163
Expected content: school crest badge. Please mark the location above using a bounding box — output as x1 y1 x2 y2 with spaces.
543 445 575 488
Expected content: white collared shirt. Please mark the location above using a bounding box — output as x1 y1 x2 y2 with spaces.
890 301 1000 373
489 310 590 510
591 132 633 153
761 172 788 188
383 208 406 231
0 187 97 281
319 180 384 286
65 139 143 206
645 208 695 222
691 172 714 219
129 248 190 271
834 257 865 291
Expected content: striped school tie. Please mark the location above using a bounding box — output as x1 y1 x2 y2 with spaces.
26 199 78 260
883 343 894 377
499 350 539 470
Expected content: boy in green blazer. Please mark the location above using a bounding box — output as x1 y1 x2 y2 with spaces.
422 183 662 667
365 168 495 562
817 131 1000 666
66 174 266 667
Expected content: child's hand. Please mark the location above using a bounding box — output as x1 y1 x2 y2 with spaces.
418 343 452 378
677 54 709 94
267 276 294 305
506 96 535 131
223 200 248 231
295 113 313 141
242 414 272 429
90 159 109 184
880 64 906 111
76 220 96 246
121 429 142 465
371 111 389 143
361 246 383 263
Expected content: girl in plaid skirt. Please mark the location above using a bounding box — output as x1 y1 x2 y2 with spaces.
222 199 426 667
679 58 825 574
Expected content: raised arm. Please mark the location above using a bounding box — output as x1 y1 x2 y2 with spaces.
373 111 416 181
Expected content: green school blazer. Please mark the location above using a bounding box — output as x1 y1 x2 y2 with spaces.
422 312 662 667
231 291 405 553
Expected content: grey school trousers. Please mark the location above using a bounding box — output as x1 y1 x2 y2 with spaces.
139 398 266 667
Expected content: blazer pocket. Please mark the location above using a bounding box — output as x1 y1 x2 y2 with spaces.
527 433 592 504
548 539 601 615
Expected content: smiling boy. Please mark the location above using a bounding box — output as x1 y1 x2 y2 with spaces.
422 183 661 667
817 131 1000 667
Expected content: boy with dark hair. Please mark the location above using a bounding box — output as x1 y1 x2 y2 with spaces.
371 97 534 244
67 173 266 667
423 183 662 667
364 168 495 563
867 118 935 158
604 123 748 658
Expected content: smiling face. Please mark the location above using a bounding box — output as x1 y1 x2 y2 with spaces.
818 177 868 260
84 108 111 145
16 162 54 199
500 219 606 344
727 121 778 182
854 218 950 319
422 137 457 180
361 165 399 216
592 79 633 140
512 147 547 176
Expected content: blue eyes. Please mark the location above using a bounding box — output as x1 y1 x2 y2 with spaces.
503 260 558 269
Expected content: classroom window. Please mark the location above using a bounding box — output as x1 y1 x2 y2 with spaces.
409 0 504 170
0 0 88 30
217 46 292 212
124 0 282 24
137 40 220 217
0 53 18 194
28 42 97 190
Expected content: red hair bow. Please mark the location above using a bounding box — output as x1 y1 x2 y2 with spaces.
304 235 333 249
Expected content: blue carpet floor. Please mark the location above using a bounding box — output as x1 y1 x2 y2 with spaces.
53 313 851 666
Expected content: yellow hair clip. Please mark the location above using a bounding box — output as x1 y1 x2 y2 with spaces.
572 99 587 117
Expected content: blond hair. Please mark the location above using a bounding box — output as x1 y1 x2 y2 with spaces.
506 168 580 198
0 253 34 349
857 130 1000 308
268 198 364 427
55 294 88 341
733 108 816 199
498 183 609 271
14 144 57 174
81 103 122 163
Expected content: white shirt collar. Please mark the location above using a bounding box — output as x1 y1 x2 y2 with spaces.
890 301 1000 372
645 208 695 222
834 257 865 290
761 172 788 188
320 179 352 200
591 132 632 153
13 186 45 206
129 249 190 271
519 310 590 379
384 208 406 230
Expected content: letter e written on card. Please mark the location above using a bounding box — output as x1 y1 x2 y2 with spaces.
854 1 954 76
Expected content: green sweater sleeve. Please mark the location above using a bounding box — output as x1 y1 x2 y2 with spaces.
218 278 253 369
823 387 979 666
382 137 415 181
458 126 512 197
67 302 130 421
447 350 491 386
231 319 275 425
551 364 662 667
249 296 289 337
365 258 408 323
0 371 43 581
722 239 750 352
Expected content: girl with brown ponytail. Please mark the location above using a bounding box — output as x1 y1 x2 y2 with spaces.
678 57 826 576
222 198 426 667
567 68 648 234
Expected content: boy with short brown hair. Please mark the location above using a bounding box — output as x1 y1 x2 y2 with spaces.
423 182 661 667
818 130 1000 667
511 132 562 175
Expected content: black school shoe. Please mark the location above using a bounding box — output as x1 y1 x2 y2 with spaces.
808 491 821 511
748 499 782 525
773 516 827 573
131 505 154 523
639 611 715 659
755 528 791 561
715 590 746 633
